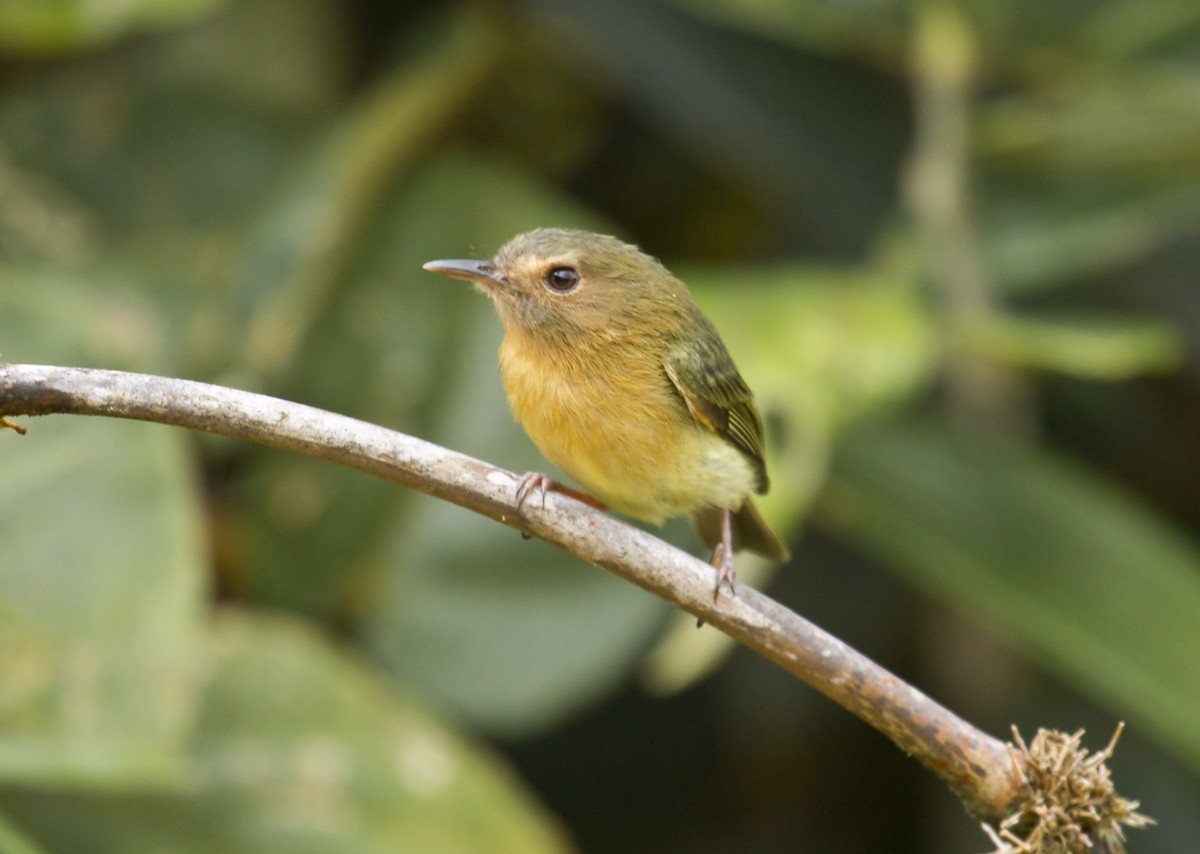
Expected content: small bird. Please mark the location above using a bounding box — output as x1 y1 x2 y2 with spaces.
423 228 789 595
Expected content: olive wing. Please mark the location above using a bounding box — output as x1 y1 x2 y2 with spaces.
663 334 769 494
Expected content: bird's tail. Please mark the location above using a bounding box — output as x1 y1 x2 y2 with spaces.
693 500 790 563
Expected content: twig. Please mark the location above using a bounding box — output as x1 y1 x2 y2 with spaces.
0 363 1115 828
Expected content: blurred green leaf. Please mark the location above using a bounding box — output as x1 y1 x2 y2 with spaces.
980 67 1200 180
668 0 907 62
1075 0 1200 60
0 418 206 786
0 0 355 377
0 0 231 54
0 86 218 786
237 3 502 379
959 312 1183 379
0 813 45 854
981 184 1200 293
536 0 907 256
0 612 568 853
822 417 1200 774
977 64 1200 292
0 246 206 790
371 481 667 736
0 0 337 237
0 268 166 369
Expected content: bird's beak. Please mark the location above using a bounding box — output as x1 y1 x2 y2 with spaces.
422 258 504 288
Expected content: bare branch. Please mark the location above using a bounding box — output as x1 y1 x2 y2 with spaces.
0 363 1058 822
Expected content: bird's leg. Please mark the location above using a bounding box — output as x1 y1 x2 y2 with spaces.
515 472 607 512
710 506 736 599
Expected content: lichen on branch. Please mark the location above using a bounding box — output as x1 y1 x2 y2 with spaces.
982 723 1153 854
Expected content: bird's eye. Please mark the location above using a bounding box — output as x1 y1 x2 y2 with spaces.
544 265 580 293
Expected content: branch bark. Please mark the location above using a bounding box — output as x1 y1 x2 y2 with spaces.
0 363 1019 819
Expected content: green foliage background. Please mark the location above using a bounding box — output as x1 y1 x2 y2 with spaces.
2 0 1200 850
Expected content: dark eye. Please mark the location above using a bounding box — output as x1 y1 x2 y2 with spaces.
544 265 580 292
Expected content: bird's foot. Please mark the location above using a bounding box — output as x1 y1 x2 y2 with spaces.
709 505 737 600
710 542 736 600
515 472 607 512
516 472 554 510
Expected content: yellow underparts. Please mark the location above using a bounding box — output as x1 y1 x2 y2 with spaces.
499 328 757 524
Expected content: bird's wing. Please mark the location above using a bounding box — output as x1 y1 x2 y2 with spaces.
663 333 769 494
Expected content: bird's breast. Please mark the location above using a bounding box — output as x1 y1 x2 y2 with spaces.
497 330 757 523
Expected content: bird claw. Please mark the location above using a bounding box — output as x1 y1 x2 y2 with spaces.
516 472 555 510
515 473 607 513
710 542 736 600
709 505 737 600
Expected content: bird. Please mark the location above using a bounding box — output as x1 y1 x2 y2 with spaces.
423 227 789 595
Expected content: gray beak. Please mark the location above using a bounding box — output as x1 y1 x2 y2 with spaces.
422 258 504 287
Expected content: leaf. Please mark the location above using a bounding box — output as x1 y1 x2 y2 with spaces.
0 612 568 854
668 0 907 62
0 0 232 54
235 3 503 378
0 811 48 854
979 66 1200 179
822 417 1200 774
0 0 358 376
0 260 207 790
958 312 1183 379
976 64 1200 292
0 269 166 369
0 418 206 786
980 184 1200 293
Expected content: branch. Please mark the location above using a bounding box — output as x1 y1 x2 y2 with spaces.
0 364 1147 842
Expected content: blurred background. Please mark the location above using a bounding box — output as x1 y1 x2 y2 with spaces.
1 0 1199 851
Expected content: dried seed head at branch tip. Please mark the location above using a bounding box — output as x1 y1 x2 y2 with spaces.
981 723 1153 854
